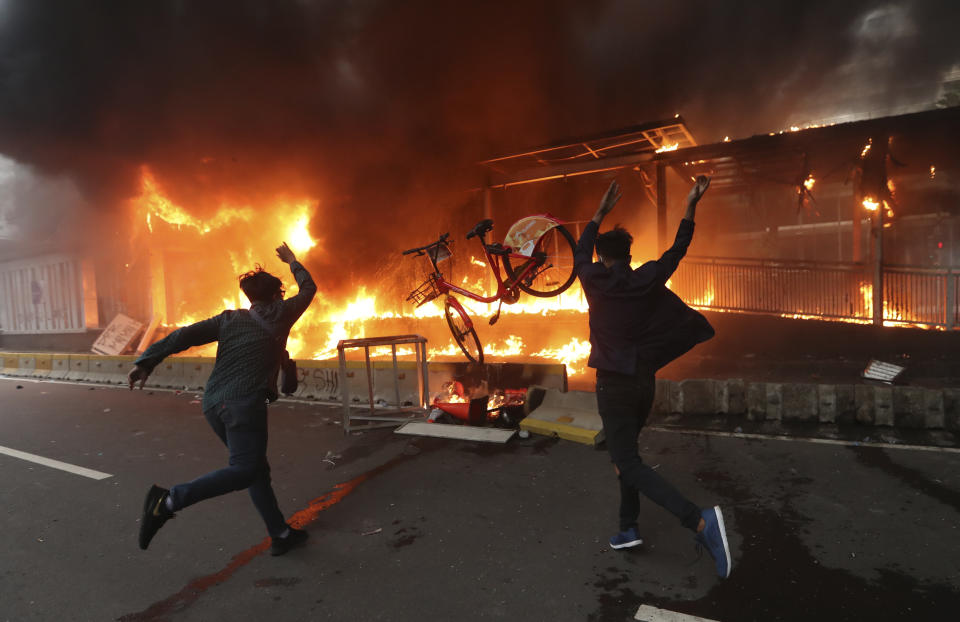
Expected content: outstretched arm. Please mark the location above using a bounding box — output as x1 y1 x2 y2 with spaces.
682 175 710 222
592 180 622 225
654 176 711 282
575 180 622 272
276 241 317 322
128 315 220 389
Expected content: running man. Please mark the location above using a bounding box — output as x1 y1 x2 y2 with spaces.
574 176 732 578
128 241 316 556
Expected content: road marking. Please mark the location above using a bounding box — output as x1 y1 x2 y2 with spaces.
0 445 113 480
635 604 720 621
647 425 960 454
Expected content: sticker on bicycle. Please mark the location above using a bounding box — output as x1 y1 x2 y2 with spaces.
504 216 561 257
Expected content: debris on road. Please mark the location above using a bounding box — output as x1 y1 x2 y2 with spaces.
863 359 905 383
361 527 382 536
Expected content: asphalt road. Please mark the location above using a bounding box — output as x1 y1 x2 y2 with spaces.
2 377 959 621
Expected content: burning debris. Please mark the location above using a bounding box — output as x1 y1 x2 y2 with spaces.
431 380 526 426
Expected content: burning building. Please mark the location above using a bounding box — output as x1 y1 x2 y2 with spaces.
2 106 960 383
2 2 960 384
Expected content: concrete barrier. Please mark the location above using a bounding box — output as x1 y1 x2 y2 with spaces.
145 359 185 390
86 355 136 385
50 354 71 380
521 388 603 445
179 357 214 391
4 349 957 431
16 354 37 378
372 361 423 407
28 353 53 379
66 354 90 382
944 388 960 432
296 359 340 400
781 383 818 422
647 377 955 431
2 352 23 376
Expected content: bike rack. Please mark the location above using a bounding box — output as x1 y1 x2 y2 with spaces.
337 335 430 433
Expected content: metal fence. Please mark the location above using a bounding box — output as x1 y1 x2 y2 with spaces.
671 256 960 329
0 255 91 334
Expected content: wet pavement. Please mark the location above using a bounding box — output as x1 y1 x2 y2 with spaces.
2 376 959 621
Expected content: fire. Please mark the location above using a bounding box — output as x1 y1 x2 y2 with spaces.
655 142 679 153
132 159 945 384
286 209 317 254
138 168 252 234
533 338 591 376
860 140 872 158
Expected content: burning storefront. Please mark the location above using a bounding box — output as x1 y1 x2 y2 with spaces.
2 107 960 381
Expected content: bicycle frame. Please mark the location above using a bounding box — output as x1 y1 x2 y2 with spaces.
427 213 567 305
405 214 569 359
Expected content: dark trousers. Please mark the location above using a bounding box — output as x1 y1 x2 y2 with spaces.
596 370 701 532
167 392 288 537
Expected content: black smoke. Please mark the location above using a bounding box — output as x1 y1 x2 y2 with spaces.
0 0 958 283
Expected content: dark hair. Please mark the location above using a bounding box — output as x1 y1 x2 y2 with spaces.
239 265 283 303
595 226 633 262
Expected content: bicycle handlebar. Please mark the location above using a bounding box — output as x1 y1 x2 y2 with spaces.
402 233 450 255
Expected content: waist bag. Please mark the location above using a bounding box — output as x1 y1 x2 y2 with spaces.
248 308 298 399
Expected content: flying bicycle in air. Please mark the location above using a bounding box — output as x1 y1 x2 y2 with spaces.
402 214 577 363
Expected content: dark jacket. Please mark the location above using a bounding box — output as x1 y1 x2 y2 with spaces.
135 261 317 410
574 219 714 376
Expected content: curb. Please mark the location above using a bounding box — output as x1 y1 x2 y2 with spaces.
659 377 960 432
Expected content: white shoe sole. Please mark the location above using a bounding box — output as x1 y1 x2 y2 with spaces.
610 537 643 550
713 505 732 578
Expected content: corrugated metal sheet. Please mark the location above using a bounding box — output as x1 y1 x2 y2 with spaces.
0 255 90 334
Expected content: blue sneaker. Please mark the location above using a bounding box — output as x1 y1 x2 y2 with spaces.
609 527 643 550
696 506 732 577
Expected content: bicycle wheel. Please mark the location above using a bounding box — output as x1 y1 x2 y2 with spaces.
444 298 484 363
503 225 577 297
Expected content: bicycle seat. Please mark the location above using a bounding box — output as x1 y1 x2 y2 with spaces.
466 219 494 239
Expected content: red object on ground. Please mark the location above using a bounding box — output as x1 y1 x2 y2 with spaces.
435 401 470 421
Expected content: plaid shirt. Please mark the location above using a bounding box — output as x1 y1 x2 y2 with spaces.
135 261 316 411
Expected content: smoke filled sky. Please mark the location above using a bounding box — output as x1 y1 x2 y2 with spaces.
1 0 959 267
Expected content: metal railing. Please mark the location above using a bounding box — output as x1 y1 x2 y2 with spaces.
338 334 430 432
670 256 960 329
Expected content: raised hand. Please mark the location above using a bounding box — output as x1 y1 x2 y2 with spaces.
687 175 711 205
593 180 623 224
276 242 296 264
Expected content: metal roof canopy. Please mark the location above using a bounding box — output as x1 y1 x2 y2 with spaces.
480 117 697 188
659 106 960 195
478 105 960 251
481 106 960 191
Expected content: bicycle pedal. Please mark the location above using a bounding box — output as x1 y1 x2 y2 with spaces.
488 314 500 326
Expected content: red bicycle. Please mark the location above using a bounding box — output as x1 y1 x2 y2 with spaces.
403 214 577 363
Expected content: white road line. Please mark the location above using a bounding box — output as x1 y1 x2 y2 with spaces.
0 445 113 480
647 425 960 454
635 604 719 621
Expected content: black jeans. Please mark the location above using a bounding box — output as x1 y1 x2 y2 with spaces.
167 392 288 537
596 370 701 532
